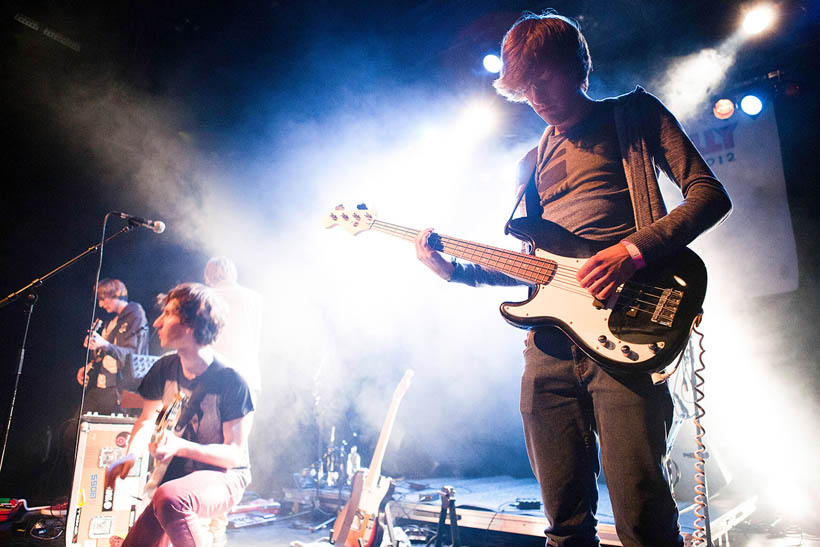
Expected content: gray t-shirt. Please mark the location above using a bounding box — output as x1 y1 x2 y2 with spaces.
534 101 636 242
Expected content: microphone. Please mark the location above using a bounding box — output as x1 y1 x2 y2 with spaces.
113 211 166 233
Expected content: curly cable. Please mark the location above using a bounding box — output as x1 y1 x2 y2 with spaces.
690 323 713 547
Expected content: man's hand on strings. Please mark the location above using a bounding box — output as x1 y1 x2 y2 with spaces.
577 243 638 300
76 365 91 386
84 331 111 351
106 454 136 484
150 434 187 465
415 228 455 281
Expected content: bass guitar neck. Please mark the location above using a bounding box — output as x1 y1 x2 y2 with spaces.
324 205 706 375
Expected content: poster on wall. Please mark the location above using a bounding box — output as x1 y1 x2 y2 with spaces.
660 102 798 301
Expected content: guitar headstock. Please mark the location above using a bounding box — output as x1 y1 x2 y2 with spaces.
154 392 186 432
323 204 376 235
90 318 104 333
394 369 415 400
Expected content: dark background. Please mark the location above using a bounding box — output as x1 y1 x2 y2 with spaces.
1 0 818 510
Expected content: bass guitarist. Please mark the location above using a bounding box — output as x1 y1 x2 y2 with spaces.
414 11 731 547
106 282 255 547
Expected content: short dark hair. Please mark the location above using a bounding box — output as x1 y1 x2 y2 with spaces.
96 278 128 300
157 283 225 346
493 10 592 102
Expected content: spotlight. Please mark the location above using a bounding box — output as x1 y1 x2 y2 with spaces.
712 98 735 120
482 54 502 74
740 94 763 116
741 4 777 36
459 101 498 136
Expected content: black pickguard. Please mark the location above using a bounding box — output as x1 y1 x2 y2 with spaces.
502 217 707 374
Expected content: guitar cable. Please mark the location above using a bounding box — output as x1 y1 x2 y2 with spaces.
655 312 712 546
690 322 714 547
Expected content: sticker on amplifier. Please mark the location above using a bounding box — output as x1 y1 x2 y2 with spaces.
99 446 124 468
101 486 115 511
115 431 130 448
89 515 114 538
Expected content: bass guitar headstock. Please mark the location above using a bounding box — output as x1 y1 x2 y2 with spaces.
323 204 376 235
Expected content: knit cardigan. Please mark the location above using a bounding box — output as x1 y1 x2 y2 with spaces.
449 86 731 287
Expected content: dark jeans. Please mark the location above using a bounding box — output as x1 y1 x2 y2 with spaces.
520 328 683 547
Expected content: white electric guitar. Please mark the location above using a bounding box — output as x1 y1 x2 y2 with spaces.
331 370 413 546
140 392 187 508
324 204 706 375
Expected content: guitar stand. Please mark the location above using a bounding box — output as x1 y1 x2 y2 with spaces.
435 486 461 547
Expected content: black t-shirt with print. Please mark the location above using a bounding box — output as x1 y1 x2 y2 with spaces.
137 353 254 482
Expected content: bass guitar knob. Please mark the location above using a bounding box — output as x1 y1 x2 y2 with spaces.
648 343 660 354
620 345 631 356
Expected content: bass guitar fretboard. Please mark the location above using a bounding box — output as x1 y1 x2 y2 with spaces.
370 220 556 285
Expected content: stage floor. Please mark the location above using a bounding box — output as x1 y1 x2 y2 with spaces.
239 475 761 546
4 475 806 546
387 475 757 546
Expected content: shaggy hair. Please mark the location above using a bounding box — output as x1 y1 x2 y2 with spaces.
493 10 592 102
96 278 128 301
157 282 226 346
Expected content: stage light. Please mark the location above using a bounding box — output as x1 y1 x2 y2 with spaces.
712 98 735 120
483 54 502 74
741 4 777 36
740 94 763 116
766 482 813 521
457 100 499 138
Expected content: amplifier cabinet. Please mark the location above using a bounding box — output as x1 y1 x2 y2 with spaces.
66 414 149 546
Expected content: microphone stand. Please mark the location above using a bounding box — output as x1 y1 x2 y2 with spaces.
0 220 135 473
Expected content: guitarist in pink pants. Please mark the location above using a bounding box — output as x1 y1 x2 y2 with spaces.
415 10 731 547
107 283 255 547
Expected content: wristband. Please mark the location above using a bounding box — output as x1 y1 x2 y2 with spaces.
620 240 646 270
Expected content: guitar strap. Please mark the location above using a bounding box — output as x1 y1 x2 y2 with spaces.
504 161 540 234
523 166 544 218
505 137 557 234
173 360 226 434
173 376 211 434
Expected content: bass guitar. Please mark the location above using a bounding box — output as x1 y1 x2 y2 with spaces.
331 370 414 546
324 204 706 375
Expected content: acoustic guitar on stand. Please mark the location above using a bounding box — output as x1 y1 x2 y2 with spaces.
324 204 706 376
331 370 414 546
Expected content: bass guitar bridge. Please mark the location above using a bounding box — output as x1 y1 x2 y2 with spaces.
652 289 683 327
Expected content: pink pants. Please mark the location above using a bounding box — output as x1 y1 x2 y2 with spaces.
122 470 247 547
